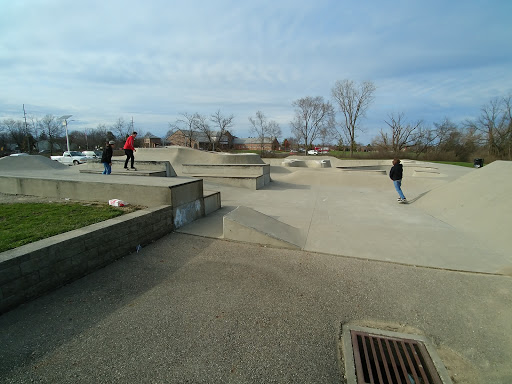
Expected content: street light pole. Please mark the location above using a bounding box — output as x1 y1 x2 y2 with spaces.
58 115 73 152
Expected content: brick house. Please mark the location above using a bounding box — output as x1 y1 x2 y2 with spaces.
233 137 279 151
166 130 234 150
143 135 162 148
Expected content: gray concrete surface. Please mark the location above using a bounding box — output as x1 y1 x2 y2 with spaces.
180 159 512 275
1 233 511 383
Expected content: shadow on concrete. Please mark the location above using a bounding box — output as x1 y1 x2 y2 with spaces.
0 233 211 379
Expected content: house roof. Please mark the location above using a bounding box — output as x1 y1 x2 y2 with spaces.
170 130 232 143
233 137 276 145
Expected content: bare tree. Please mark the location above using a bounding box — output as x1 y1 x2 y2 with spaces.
248 111 281 154
382 112 422 153
37 114 63 155
290 96 335 154
111 117 131 141
195 114 214 150
169 112 199 148
331 79 376 156
409 125 438 158
465 95 512 158
2 118 34 153
210 110 234 151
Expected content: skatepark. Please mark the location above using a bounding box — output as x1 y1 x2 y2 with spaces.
0 148 511 383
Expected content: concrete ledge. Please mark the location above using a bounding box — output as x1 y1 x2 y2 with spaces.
85 159 177 177
0 205 174 314
204 190 221 215
192 174 269 190
0 175 204 208
182 163 270 176
80 169 167 177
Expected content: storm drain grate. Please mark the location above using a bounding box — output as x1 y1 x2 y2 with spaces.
344 326 450 384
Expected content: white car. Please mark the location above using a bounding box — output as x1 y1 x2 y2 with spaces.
307 150 318 155
82 151 98 159
50 151 88 165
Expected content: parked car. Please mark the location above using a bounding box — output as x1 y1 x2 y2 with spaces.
82 151 98 159
50 151 88 165
307 150 318 155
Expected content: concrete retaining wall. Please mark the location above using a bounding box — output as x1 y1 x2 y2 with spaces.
0 205 174 314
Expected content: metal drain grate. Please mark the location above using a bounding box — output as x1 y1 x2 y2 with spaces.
350 329 443 384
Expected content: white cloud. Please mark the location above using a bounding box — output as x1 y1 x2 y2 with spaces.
1 0 511 144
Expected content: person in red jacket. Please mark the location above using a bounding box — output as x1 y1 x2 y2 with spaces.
123 131 137 170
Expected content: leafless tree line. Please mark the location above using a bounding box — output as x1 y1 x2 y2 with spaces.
167 110 234 151
0 114 145 155
372 95 512 161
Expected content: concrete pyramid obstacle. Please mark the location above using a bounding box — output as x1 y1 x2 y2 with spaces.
223 206 304 249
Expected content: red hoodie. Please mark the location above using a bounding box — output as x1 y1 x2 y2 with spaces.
123 135 135 150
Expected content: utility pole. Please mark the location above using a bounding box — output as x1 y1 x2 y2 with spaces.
23 104 30 153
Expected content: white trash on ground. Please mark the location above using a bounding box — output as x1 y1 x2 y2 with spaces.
109 199 128 207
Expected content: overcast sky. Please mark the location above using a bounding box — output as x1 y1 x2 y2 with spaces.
1 0 511 144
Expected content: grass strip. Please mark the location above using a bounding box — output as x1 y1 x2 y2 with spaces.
0 202 126 252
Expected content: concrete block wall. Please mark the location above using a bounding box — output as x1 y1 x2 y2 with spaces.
0 205 174 314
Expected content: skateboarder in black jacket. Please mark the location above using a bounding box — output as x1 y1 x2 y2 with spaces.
390 158 407 203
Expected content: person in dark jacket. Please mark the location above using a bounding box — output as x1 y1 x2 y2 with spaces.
101 140 115 175
389 158 407 203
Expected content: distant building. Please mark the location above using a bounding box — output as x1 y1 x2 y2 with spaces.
166 130 234 150
233 137 279 151
143 135 162 148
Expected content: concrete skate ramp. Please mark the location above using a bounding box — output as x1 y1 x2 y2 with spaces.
0 155 68 171
223 206 304 249
130 147 265 175
415 160 512 253
273 167 389 188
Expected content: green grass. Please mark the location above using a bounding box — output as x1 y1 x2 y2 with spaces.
0 202 126 252
429 161 474 168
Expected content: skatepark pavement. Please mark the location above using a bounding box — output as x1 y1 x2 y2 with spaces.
1 150 511 383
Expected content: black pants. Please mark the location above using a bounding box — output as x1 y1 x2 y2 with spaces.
124 149 135 168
